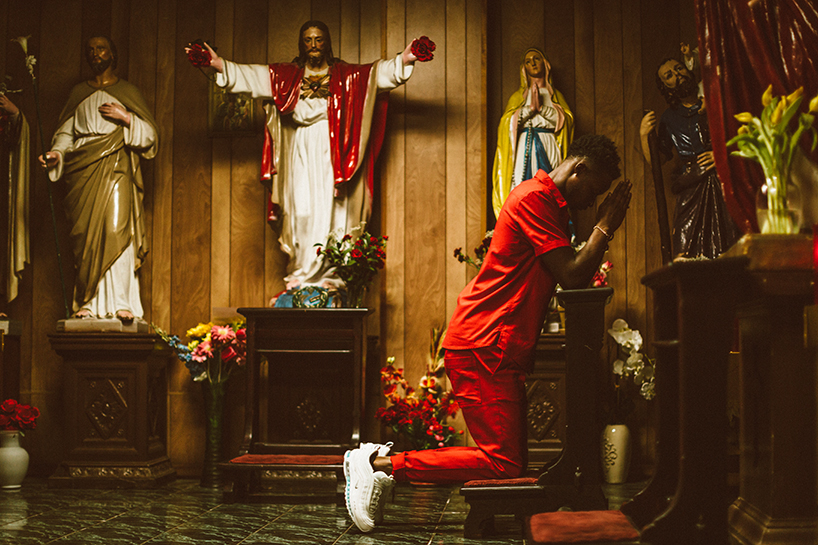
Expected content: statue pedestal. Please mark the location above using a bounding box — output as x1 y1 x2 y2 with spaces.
0 319 22 401
722 235 818 544
47 332 176 488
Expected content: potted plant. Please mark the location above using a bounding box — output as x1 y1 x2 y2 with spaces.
0 399 40 489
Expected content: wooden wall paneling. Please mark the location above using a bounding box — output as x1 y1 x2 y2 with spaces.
169 0 214 475
339 0 361 63
543 0 576 120
80 0 112 84
592 0 625 323
152 0 176 332
445 0 468 324
464 0 485 270
403 0 447 384
571 0 596 239
621 0 647 347
229 0 267 308
111 0 129 78
360 0 382 61
30 0 82 468
382 0 407 372
485 0 501 226
127 0 158 323
622 0 654 474
210 0 234 311
311 0 341 48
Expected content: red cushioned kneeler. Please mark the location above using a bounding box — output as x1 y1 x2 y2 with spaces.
525 510 639 544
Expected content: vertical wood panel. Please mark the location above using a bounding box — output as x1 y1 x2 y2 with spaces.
312 0 341 48
339 0 361 63
383 0 407 371
111 0 128 77
501 0 543 111
152 0 175 332
593 0 625 325
543 0 576 113
211 0 234 311
445 0 467 323
404 0 446 383
571 0 595 239
127 0 158 323
229 0 267 308
464 0 485 275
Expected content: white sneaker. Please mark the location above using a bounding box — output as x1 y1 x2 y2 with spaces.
344 443 395 532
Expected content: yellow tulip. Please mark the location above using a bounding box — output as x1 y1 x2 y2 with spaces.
771 100 785 124
738 125 749 135
787 86 804 104
734 112 754 123
809 94 818 114
762 84 774 107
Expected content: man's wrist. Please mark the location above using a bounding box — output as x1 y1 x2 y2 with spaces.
593 224 614 242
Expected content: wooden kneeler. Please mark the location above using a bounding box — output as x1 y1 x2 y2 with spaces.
460 289 612 538
219 454 345 504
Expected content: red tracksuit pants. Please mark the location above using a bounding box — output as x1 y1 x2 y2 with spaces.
390 347 528 483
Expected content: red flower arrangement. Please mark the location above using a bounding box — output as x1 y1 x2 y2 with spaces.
411 36 436 62
375 328 462 450
0 399 40 435
592 260 613 287
186 39 212 68
315 226 387 307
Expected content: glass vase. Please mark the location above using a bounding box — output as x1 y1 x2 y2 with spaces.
756 175 802 234
345 283 367 308
200 379 226 488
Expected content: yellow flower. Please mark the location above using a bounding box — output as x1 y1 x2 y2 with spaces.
734 112 754 123
771 100 785 124
786 86 804 105
762 84 774 107
738 125 749 135
809 94 818 114
186 322 212 338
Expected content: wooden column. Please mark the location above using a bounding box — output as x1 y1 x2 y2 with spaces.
0 319 22 402
723 235 818 544
48 333 175 488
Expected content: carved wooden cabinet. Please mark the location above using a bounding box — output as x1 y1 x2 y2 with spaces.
48 333 175 488
526 333 566 467
237 308 371 455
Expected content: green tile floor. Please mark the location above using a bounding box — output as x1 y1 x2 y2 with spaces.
0 478 643 544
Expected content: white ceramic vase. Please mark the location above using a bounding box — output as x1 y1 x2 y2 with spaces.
0 430 30 489
601 424 630 484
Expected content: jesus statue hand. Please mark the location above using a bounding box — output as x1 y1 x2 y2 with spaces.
99 102 132 127
402 42 417 65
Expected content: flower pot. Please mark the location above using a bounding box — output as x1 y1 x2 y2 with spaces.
0 430 29 489
756 175 802 234
601 424 630 484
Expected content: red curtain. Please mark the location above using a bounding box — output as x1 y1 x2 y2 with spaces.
696 0 818 232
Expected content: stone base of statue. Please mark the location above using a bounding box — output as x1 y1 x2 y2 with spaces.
57 317 151 333
47 331 176 488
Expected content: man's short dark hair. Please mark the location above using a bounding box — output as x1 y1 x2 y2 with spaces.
566 134 621 180
86 35 118 70
293 20 336 67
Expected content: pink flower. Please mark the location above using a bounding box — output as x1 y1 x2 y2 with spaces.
192 341 213 362
211 325 235 344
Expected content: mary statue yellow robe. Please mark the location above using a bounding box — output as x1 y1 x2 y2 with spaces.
492 48 574 219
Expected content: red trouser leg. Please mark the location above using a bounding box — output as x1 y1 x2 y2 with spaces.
390 348 528 483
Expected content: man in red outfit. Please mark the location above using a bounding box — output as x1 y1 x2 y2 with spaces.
345 135 632 533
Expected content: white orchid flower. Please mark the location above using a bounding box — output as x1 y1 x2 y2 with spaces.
193 371 208 382
612 359 625 375
607 319 632 346
641 381 656 400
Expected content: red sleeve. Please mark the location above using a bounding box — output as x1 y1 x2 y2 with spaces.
513 190 571 257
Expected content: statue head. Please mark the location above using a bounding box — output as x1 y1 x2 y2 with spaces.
86 35 118 74
655 58 698 108
523 48 549 80
294 20 336 68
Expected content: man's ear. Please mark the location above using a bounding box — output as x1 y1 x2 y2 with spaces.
573 160 588 176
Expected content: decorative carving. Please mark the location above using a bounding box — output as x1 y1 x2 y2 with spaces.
527 379 559 442
294 396 325 439
85 379 128 440
147 370 162 439
260 469 335 480
66 459 174 479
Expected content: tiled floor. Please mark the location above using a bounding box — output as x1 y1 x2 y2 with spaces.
0 478 642 544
